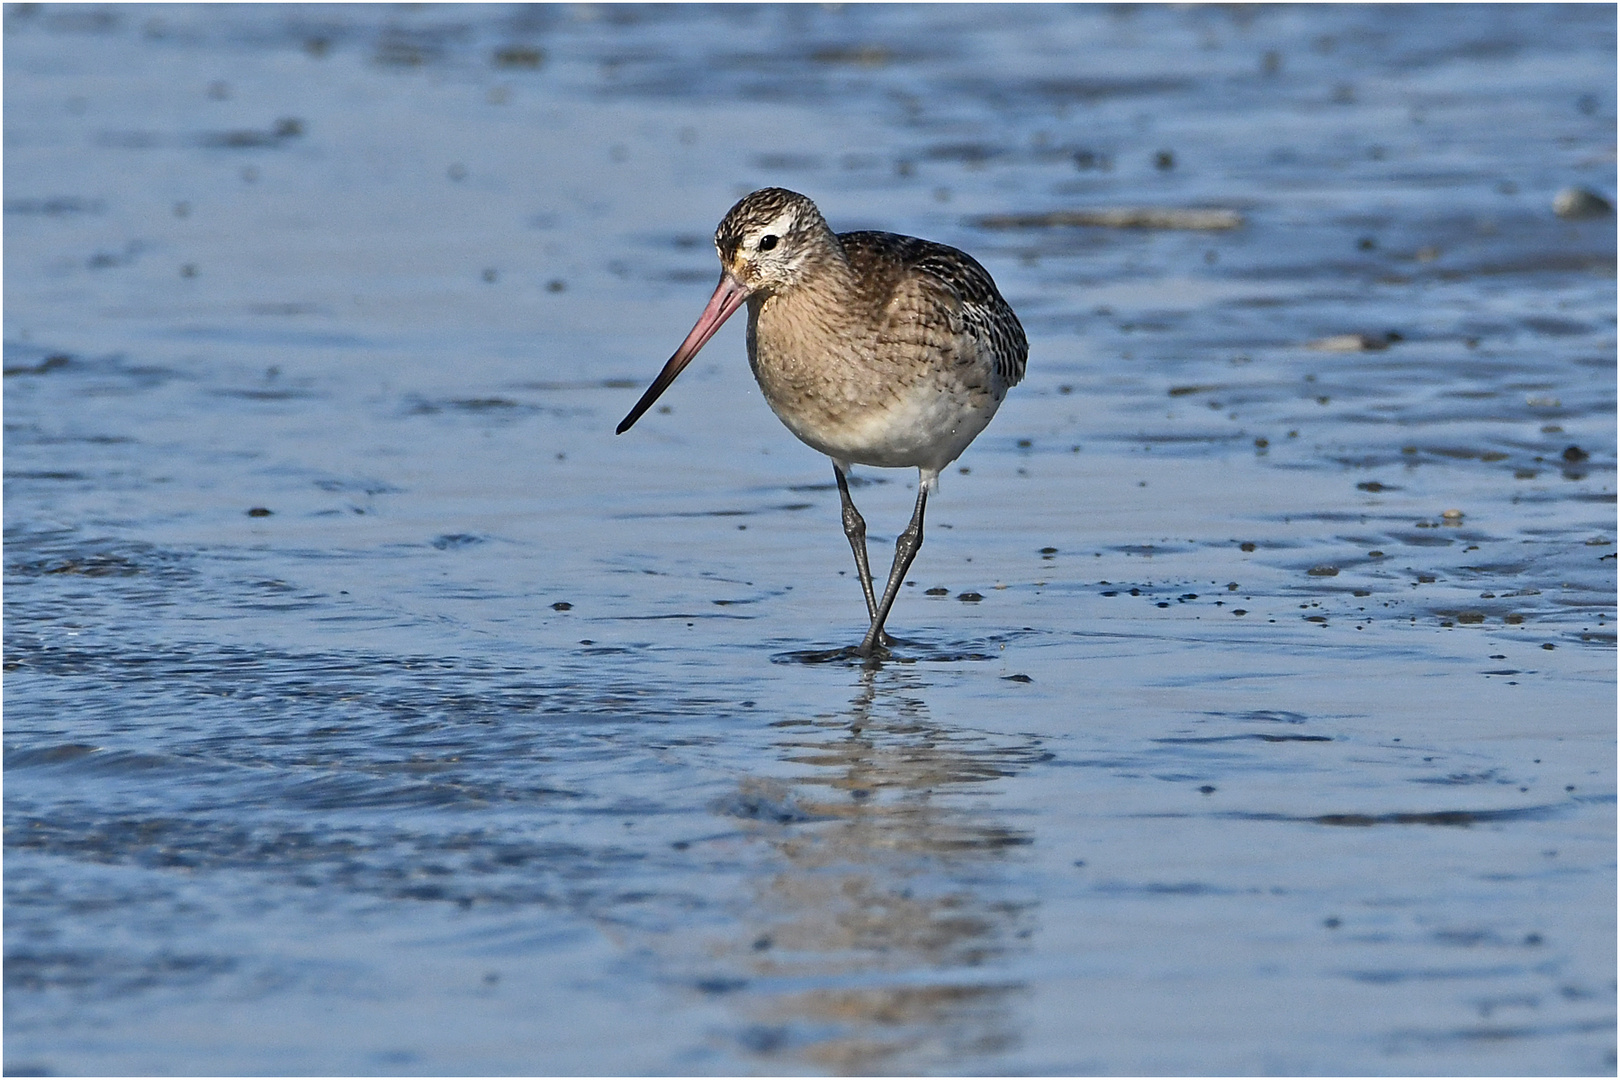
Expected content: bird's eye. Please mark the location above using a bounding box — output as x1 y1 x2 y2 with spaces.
758 234 779 252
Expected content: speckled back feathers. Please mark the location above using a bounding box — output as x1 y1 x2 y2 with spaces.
836 231 1027 390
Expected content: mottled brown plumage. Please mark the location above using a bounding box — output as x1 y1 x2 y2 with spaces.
618 188 1027 657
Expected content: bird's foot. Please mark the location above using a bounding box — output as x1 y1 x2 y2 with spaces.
855 629 896 660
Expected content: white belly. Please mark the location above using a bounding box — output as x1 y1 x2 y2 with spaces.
765 379 1002 476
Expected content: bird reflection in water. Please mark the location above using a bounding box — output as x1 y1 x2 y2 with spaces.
716 670 1047 1073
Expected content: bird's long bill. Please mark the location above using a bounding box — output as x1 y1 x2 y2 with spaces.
615 273 750 435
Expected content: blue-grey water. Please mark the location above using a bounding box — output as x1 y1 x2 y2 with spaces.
4 4 1615 1075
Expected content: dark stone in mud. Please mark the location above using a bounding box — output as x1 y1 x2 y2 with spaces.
4 354 71 377
925 586 949 595
431 534 481 549
5 197 104 216
1002 674 1032 683
1308 332 1397 352
492 45 545 69
198 118 304 149
1553 186 1612 219
693 976 747 995
958 592 984 602
976 207 1242 230
246 507 272 517
551 602 572 611
1311 808 1553 827
1307 565 1339 576
1561 445 1589 462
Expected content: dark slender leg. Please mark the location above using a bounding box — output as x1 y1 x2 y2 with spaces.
833 464 880 623
858 485 927 657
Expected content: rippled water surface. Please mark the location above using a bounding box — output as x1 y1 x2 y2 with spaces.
5 4 1615 1075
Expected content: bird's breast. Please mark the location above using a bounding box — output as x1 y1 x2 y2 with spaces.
746 292 999 471
749 293 878 427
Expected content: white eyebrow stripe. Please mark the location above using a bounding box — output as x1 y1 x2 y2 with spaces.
757 210 796 239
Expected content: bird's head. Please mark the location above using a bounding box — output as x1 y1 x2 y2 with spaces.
616 189 837 435
713 187 836 294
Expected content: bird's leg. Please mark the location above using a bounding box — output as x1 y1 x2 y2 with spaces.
834 464 883 627
858 485 927 657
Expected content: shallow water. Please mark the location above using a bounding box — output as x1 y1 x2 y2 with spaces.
4 3 1615 1075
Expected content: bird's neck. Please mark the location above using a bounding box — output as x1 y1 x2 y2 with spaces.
777 230 858 313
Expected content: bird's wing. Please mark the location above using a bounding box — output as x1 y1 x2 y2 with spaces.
916 248 1028 390
843 233 1027 390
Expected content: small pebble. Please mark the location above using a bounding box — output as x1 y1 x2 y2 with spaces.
1308 333 1386 352
1553 186 1612 219
492 45 545 69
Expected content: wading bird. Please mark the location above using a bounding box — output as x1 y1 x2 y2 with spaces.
617 188 1026 657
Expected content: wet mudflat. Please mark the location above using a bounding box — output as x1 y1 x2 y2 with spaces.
4 4 1615 1075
